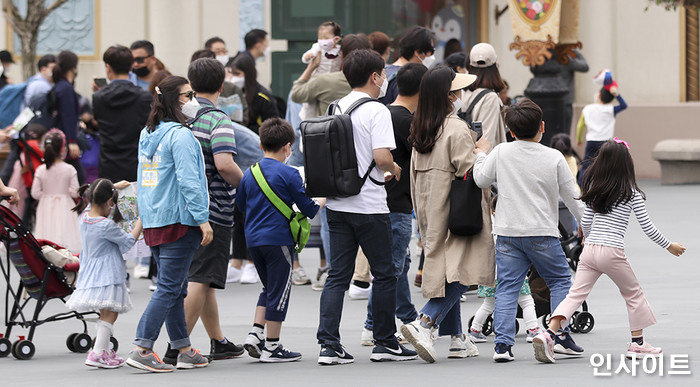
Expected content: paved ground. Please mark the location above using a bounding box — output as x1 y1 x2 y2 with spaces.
0 180 698 386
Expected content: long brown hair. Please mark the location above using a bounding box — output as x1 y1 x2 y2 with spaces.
579 140 644 214
146 76 189 132
408 66 454 154
43 131 64 169
230 53 258 124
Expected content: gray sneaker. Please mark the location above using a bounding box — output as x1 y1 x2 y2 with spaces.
176 348 209 369
126 350 174 373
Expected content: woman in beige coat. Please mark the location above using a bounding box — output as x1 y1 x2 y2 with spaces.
400 67 495 364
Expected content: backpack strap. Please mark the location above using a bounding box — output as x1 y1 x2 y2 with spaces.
251 163 295 222
460 88 494 127
188 106 229 126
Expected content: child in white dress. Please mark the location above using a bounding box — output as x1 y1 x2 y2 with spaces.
66 178 143 369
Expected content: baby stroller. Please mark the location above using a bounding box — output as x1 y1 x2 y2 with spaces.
468 221 595 337
0 205 108 360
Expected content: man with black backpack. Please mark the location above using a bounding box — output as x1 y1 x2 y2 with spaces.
316 49 417 365
162 58 245 365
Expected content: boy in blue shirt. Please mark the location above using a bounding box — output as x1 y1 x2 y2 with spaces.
237 117 324 362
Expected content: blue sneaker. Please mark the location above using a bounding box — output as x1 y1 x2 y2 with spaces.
244 332 265 359
260 344 302 363
369 342 418 362
318 343 354 365
554 332 584 356
493 342 514 362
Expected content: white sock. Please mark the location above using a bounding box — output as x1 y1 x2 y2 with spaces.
265 339 279 350
94 320 113 353
251 325 264 338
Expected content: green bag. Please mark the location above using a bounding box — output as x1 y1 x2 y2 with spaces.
251 163 311 253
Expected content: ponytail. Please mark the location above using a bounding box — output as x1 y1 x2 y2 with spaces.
43 131 65 169
71 183 91 214
70 178 124 223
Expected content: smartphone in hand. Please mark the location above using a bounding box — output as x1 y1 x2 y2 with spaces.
94 77 108 88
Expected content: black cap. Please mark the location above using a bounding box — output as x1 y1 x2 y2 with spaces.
0 50 14 64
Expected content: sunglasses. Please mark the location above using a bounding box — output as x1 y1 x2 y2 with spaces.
133 55 152 64
179 90 196 99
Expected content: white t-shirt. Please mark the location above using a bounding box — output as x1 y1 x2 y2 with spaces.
581 103 615 141
326 91 396 214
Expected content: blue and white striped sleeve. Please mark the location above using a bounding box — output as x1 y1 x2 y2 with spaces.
631 193 671 248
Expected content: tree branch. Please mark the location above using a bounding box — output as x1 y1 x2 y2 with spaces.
45 0 68 15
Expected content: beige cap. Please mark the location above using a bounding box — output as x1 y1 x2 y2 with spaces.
450 73 477 91
469 43 497 68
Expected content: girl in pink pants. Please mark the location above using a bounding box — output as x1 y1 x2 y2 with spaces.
532 138 686 364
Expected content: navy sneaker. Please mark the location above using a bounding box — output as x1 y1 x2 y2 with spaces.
554 332 584 356
244 332 265 359
318 343 354 365
493 342 514 362
369 341 418 362
260 344 302 363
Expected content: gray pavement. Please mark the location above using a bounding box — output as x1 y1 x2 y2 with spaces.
0 180 698 386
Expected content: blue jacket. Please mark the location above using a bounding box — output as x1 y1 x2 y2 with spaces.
137 121 209 228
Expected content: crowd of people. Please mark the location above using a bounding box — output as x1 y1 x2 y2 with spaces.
0 22 686 372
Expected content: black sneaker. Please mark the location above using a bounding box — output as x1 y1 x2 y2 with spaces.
369 341 418 362
210 338 244 360
493 342 514 362
318 343 354 365
163 343 178 366
554 332 584 356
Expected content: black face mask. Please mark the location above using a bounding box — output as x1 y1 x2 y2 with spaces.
132 66 151 78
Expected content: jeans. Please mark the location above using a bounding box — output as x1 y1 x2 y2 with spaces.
317 209 396 346
421 281 468 336
134 228 201 350
365 212 418 330
493 236 572 346
319 207 330 267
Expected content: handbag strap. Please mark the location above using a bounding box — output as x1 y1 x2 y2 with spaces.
251 163 295 222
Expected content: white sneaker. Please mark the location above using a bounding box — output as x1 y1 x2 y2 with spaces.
133 264 149 279
311 268 328 292
291 267 311 286
360 328 374 346
348 283 371 300
240 263 259 284
448 334 479 358
226 266 242 283
400 320 437 363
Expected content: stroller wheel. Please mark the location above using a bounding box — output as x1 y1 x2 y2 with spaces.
109 336 119 352
539 314 550 328
72 333 92 353
483 316 494 336
66 333 78 352
11 340 35 360
569 312 580 333
0 337 11 357
574 312 595 334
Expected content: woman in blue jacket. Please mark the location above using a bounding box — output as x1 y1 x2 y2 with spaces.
126 75 213 373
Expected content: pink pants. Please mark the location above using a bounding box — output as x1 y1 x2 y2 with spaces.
552 244 657 331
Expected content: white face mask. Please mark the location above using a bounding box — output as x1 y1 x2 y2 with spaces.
376 73 388 98
318 38 335 52
451 91 463 114
230 75 245 89
216 55 229 66
421 54 436 69
181 97 200 119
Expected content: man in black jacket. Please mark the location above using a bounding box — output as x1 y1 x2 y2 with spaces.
93 45 152 182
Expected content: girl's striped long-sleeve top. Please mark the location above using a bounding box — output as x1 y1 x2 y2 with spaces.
581 191 670 250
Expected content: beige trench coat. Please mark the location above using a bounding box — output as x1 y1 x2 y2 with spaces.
410 114 495 299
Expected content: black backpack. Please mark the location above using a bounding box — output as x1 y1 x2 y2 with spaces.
27 86 58 130
458 88 493 138
300 97 385 197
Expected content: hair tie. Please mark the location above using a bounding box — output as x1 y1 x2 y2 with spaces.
613 137 630 149
155 86 162 95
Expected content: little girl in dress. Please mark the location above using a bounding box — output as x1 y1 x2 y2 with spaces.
66 178 143 368
31 130 81 252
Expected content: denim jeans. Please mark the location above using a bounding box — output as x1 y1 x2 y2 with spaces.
317 209 397 346
493 236 572 346
319 207 330 267
420 281 468 336
134 228 201 350
364 212 418 330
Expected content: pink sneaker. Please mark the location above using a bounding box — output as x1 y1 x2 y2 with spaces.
526 327 541 343
85 350 123 369
108 350 125 365
532 331 556 363
626 342 662 358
